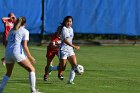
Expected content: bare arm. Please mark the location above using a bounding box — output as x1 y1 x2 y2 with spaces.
22 40 35 64
64 38 80 50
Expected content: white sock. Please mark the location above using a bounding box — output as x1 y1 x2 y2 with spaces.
0 75 9 92
69 69 75 82
29 72 36 92
51 66 58 71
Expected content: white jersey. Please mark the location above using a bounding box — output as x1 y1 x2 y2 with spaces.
60 26 74 51
58 26 75 59
5 27 29 62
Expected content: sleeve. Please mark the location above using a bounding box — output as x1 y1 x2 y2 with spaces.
2 18 10 23
61 27 69 40
23 30 29 41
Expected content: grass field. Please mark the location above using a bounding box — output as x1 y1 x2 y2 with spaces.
0 45 140 93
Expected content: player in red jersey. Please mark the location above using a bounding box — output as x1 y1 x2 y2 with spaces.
1 13 16 66
44 26 63 81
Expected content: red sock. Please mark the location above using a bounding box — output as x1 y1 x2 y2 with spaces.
58 69 62 75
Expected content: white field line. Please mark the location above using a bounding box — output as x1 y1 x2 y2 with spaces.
0 76 140 81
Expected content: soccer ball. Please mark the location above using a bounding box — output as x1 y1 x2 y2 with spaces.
74 64 84 75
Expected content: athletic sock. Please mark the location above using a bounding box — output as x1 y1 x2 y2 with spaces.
29 72 36 92
69 69 75 82
0 75 9 92
51 66 58 71
58 69 62 75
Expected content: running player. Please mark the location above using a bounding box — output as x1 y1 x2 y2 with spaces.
1 13 16 66
44 26 63 81
58 16 80 84
0 17 42 93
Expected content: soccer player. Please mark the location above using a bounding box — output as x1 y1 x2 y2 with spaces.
58 16 80 84
0 17 42 93
1 12 16 66
44 26 63 81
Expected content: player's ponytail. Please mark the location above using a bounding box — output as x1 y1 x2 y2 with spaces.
13 17 26 30
56 25 63 36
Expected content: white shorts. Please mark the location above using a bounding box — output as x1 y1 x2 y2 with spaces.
58 50 75 59
5 49 27 63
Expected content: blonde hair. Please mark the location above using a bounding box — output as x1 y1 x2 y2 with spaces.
13 17 26 30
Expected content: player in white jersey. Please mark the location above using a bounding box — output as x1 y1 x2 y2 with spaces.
0 17 42 93
58 16 80 84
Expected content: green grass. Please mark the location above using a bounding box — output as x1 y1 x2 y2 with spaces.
0 45 140 93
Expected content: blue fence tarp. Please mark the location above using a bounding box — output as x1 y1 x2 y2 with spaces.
0 0 140 36
0 0 42 34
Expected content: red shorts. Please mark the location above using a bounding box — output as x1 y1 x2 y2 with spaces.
46 47 58 61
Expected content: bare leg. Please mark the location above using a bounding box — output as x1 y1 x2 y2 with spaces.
67 55 78 84
5 63 15 77
57 59 67 80
44 58 52 81
58 59 67 71
0 62 15 92
18 58 36 92
45 58 52 74
68 55 77 68
18 58 35 72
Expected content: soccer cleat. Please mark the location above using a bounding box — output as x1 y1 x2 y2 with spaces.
58 74 64 80
43 75 48 81
1 58 5 66
32 89 43 93
67 80 75 84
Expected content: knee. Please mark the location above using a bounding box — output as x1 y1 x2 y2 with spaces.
28 66 35 72
31 67 35 72
62 66 66 71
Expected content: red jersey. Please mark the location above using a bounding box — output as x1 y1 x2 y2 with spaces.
46 33 61 59
2 18 15 37
48 33 61 51
2 18 15 46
